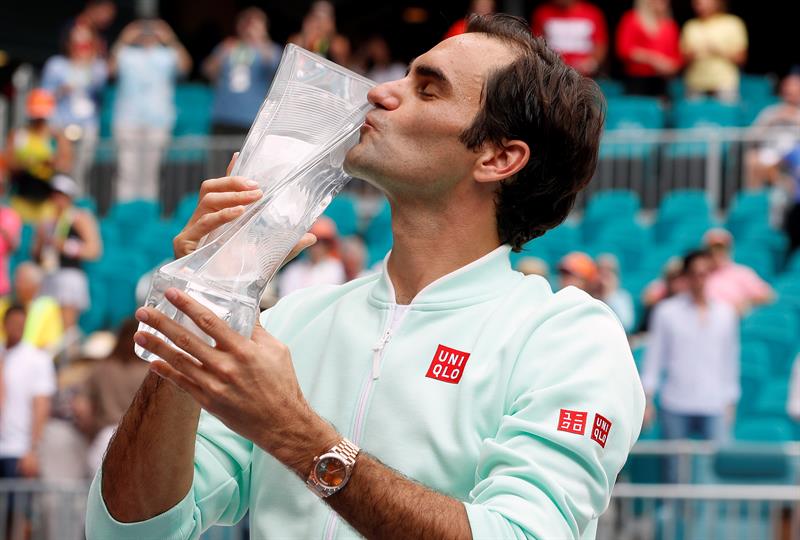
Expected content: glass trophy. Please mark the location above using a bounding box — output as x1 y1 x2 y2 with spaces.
135 44 375 361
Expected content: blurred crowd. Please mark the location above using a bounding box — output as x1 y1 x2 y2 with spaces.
0 0 798 507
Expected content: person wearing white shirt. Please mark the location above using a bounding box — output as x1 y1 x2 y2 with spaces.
641 249 740 447
0 305 57 479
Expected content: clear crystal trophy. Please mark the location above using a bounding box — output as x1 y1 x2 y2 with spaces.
135 44 375 361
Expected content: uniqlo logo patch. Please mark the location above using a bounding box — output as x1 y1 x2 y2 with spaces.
425 344 471 384
557 409 587 435
591 414 612 448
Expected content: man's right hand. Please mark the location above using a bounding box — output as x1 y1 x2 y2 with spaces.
172 153 317 261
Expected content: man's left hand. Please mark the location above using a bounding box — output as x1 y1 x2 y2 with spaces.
134 288 339 474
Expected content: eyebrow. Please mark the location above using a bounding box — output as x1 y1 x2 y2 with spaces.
406 60 453 94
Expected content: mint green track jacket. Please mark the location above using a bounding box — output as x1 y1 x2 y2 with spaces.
86 245 645 539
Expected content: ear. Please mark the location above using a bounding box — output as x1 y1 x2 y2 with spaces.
473 139 530 184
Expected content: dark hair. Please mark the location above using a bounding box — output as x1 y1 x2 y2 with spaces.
461 14 605 251
682 249 711 275
3 303 26 323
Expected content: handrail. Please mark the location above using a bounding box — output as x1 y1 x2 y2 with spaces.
612 482 800 501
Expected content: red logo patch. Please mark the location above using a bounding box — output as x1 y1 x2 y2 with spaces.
591 414 612 448
557 409 587 435
425 345 471 384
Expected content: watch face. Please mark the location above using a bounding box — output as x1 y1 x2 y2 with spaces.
315 456 347 487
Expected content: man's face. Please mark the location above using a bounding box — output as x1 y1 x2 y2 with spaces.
345 34 516 200
686 256 712 294
4 311 26 347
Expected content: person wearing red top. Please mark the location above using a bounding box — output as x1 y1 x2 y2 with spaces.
616 0 682 97
443 0 495 39
531 0 608 76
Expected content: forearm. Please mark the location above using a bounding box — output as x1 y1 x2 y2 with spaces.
273 413 472 539
101 372 201 522
327 454 472 539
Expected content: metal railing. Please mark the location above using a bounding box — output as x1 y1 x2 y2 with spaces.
70 127 800 218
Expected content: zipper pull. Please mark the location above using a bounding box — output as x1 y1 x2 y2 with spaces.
371 328 392 380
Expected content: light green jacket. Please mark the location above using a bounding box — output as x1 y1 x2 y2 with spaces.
86 245 645 539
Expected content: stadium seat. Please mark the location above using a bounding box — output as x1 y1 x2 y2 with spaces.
739 96 781 126
363 199 392 266
654 190 712 243
733 243 775 282
737 226 789 274
724 190 770 238
741 307 799 375
173 192 200 225
669 99 742 158
738 74 775 101
107 199 162 240
92 252 151 329
734 418 795 443
173 83 214 136
581 189 641 243
9 223 36 276
596 78 624 98
323 194 359 237
518 223 582 269
602 97 664 160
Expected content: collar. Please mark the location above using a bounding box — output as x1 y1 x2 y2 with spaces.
368 244 522 310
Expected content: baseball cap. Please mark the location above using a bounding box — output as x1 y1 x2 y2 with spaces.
51 174 80 198
26 88 56 120
557 252 598 282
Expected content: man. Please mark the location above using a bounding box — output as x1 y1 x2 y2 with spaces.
0 262 63 352
641 250 739 448
0 305 56 480
703 228 774 315
531 0 608 77
88 15 644 539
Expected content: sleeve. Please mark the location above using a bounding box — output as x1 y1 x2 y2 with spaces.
615 13 636 62
85 411 253 540
463 299 645 539
640 303 669 397
40 57 62 92
32 351 56 397
724 308 741 405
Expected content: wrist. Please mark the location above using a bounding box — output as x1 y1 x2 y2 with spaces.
262 407 340 478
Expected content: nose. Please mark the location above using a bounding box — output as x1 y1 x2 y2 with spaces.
367 80 401 111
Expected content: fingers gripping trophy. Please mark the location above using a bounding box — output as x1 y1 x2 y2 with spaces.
136 45 375 361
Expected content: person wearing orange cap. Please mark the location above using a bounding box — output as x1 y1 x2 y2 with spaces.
4 89 72 222
703 227 774 314
277 216 346 296
557 251 599 294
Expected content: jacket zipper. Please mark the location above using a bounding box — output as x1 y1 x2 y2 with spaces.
322 303 409 540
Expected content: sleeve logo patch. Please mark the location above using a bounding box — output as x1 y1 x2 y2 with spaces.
591 414 612 448
557 409 587 435
425 344 471 384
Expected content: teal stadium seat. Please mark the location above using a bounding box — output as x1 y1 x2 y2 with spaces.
669 99 742 157
92 252 151 328
601 97 664 159
363 199 392 267
739 96 781 126
515 223 581 269
654 189 712 243
596 78 624 98
741 306 799 375
733 243 775 282
737 226 788 274
738 74 775 101
581 189 641 243
107 199 162 240
323 194 359 237
173 192 200 226
9 223 36 277
725 190 770 239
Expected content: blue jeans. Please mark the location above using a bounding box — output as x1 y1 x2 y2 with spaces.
659 409 729 483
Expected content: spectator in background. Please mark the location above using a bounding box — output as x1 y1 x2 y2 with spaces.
680 0 747 102
0 263 63 352
110 19 192 202
60 0 117 57
780 141 800 254
34 175 101 350
278 216 345 296
616 0 681 97
557 251 598 294
79 319 148 474
0 197 21 297
443 0 495 39
531 0 608 77
4 89 71 222
516 256 550 279
361 36 406 84
288 1 351 68
640 256 685 332
203 7 283 136
0 305 56 480
340 236 370 281
703 228 774 314
789 355 800 421
745 71 800 190
642 250 739 453
41 24 108 192
596 253 635 333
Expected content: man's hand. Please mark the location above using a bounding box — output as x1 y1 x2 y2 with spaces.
18 451 39 478
134 288 339 473
172 153 317 263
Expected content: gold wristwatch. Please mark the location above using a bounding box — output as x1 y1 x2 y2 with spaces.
306 438 360 498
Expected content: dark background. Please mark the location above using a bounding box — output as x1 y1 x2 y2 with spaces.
0 0 794 88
